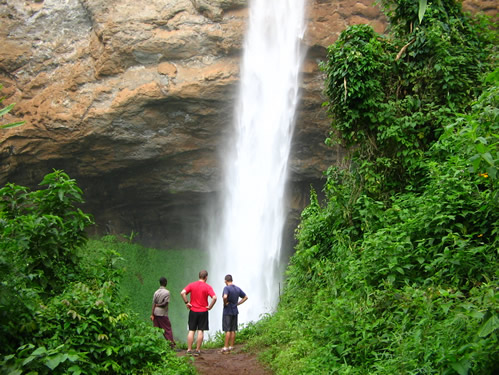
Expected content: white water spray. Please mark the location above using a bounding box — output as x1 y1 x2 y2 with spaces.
208 0 307 332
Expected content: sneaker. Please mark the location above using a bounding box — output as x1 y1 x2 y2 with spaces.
228 346 234 352
193 350 201 356
186 350 193 355
220 347 230 354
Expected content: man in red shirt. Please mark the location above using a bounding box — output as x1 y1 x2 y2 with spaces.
180 270 217 355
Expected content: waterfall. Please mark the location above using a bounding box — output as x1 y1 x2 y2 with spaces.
208 0 307 332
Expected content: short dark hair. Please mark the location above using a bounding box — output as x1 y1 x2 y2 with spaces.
159 276 167 286
199 270 208 280
224 274 233 282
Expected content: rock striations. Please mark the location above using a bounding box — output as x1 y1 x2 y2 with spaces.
0 0 493 248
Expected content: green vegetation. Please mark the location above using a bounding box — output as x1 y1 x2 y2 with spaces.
86 236 208 343
1 1 497 374
0 171 195 374
245 0 498 374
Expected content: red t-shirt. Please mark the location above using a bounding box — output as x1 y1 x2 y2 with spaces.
184 281 216 312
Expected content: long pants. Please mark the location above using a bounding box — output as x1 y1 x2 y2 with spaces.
153 315 175 347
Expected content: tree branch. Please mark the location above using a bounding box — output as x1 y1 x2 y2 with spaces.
395 39 416 61
344 76 347 101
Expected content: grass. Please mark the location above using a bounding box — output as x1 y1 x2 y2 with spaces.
85 236 209 344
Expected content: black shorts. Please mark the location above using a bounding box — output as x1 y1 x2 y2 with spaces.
222 314 238 332
188 310 209 331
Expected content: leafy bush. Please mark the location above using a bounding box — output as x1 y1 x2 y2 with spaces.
1 171 93 293
2 280 194 375
246 1 498 374
321 0 495 197
0 171 94 355
0 171 195 374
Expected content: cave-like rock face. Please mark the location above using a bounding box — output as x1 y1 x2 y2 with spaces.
0 0 492 249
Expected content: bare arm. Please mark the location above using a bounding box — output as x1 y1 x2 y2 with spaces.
150 303 156 320
181 289 191 309
207 295 217 310
155 299 168 308
151 294 157 320
238 295 248 306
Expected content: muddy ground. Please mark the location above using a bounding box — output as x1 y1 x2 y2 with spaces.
178 344 273 375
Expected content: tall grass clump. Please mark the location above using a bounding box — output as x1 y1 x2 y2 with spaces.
246 0 498 374
86 236 208 343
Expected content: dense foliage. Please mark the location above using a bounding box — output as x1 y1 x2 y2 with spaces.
0 171 195 374
246 0 497 374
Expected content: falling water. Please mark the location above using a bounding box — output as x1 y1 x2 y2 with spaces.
208 0 307 332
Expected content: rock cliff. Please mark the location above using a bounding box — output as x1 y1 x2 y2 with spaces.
0 0 494 248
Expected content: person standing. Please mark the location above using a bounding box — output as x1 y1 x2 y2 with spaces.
180 270 217 356
150 276 175 348
220 274 248 354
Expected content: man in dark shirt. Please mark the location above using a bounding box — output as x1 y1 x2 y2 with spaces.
221 274 248 353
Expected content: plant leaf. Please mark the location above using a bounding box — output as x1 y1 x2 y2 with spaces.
451 359 471 375
418 0 428 23
478 314 499 338
0 121 25 129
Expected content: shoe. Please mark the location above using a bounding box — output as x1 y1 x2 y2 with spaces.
220 347 230 354
186 350 193 355
228 346 234 352
193 350 201 356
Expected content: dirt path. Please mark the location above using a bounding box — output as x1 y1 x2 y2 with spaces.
178 344 273 375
